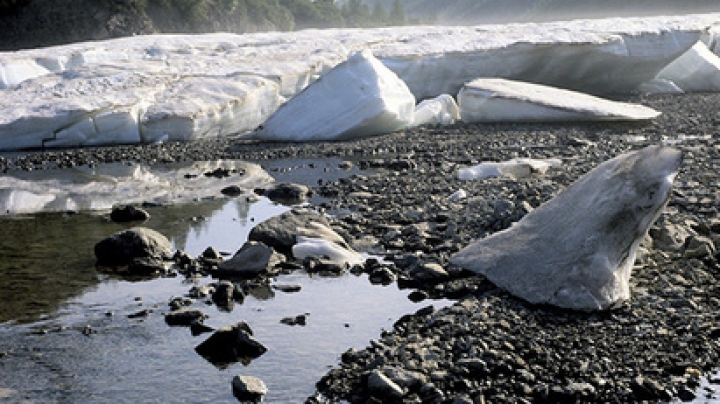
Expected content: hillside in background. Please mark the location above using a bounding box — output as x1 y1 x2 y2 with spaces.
359 0 719 24
1 0 719 51
0 0 407 51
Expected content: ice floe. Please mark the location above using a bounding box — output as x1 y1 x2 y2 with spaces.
0 160 273 215
0 13 719 149
458 78 661 122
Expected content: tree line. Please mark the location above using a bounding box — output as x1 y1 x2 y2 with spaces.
0 0 410 30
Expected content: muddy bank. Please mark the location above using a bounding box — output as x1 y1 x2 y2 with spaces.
2 92 720 402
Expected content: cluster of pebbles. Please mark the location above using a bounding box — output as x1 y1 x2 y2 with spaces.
3 93 720 402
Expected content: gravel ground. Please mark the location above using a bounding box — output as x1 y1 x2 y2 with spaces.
2 93 720 403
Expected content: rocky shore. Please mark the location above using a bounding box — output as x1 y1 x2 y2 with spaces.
3 92 720 402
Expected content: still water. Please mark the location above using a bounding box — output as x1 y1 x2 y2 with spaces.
0 161 448 403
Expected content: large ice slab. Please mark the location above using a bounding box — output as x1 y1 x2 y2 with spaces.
0 13 718 150
458 78 661 122
0 160 273 215
252 50 415 142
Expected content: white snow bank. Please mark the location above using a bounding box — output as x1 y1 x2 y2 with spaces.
458 158 562 181
655 41 720 92
252 50 415 142
410 94 460 127
458 78 661 123
0 13 718 150
0 160 273 215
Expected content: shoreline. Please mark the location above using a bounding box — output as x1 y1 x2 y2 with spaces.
2 92 720 402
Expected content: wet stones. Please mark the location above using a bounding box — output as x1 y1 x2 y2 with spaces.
110 204 150 223
255 182 312 205
216 241 285 279
231 375 268 402
165 308 207 326
195 322 267 368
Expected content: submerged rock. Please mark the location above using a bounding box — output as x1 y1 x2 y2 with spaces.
451 145 682 311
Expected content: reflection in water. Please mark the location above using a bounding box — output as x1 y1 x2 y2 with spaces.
0 157 449 402
0 197 286 324
0 160 273 215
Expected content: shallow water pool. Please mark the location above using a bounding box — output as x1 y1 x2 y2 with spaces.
0 175 448 402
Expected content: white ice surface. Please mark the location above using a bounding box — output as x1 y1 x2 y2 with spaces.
252 50 415 142
0 160 273 215
458 158 562 181
0 13 718 150
458 78 661 123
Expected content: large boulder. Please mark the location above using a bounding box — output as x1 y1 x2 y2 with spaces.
94 227 173 267
248 208 330 255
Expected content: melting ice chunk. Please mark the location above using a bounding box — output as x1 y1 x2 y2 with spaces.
458 78 660 122
252 50 415 142
410 94 460 127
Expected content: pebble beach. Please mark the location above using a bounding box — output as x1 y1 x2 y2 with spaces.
2 92 720 402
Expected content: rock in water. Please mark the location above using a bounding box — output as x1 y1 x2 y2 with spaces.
450 145 682 311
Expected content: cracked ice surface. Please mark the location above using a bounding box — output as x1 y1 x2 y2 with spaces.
1 13 719 150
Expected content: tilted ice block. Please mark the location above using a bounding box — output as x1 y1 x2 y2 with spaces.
451 145 682 311
252 50 415 142
410 94 460 127
141 75 282 143
656 41 720 92
458 78 660 122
